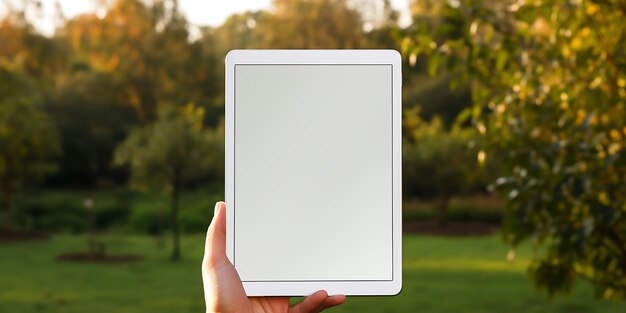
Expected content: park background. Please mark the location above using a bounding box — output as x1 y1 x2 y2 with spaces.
1 0 625 312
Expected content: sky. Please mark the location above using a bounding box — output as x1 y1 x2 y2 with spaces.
0 0 411 37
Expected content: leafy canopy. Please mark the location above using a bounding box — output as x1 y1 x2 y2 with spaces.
113 103 222 193
404 0 626 298
0 59 60 188
0 58 60 229
403 108 484 199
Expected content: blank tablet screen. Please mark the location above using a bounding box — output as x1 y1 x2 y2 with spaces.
234 64 393 282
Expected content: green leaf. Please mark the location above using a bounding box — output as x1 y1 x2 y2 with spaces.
496 50 508 71
427 53 440 77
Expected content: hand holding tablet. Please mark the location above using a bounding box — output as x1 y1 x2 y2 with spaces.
223 50 402 297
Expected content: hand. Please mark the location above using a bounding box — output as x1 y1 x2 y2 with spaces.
202 201 346 313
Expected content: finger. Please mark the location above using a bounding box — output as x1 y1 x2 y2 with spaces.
203 201 227 265
290 290 327 313
318 294 346 311
290 290 336 313
210 201 227 234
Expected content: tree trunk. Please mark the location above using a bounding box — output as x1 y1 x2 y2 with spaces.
170 175 181 261
1 178 14 231
435 193 450 228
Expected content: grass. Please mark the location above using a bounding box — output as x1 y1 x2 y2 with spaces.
1 234 624 313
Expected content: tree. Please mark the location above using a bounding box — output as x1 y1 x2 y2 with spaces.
0 59 60 230
113 103 222 260
58 0 204 120
0 6 68 85
51 0 222 186
403 108 485 226
257 0 369 48
46 66 137 186
405 0 626 298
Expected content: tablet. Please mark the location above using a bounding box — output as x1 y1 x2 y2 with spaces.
225 50 401 296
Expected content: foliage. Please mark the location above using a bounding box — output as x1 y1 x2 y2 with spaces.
258 0 368 48
127 189 222 235
0 59 60 229
400 0 473 126
403 107 492 225
0 15 68 84
402 73 472 125
113 103 223 192
0 0 406 188
17 192 130 233
207 0 398 51
46 67 137 186
14 188 220 235
58 0 204 119
404 0 626 298
114 103 223 259
403 195 504 224
1 0 225 187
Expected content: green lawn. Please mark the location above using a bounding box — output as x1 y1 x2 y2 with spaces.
0 234 624 313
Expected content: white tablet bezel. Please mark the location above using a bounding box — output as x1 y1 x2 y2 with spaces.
225 49 402 296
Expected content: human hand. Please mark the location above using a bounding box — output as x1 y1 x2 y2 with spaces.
202 201 347 313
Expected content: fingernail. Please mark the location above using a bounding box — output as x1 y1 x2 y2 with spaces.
214 202 221 215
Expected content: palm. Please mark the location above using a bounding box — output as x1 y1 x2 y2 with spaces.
250 297 290 312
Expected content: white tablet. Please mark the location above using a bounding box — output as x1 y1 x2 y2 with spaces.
225 50 401 296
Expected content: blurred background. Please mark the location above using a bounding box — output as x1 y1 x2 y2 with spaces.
0 0 625 312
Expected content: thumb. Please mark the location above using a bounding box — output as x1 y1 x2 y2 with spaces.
204 201 227 265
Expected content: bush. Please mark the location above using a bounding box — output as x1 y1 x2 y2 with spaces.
19 196 85 232
403 109 500 225
16 191 131 233
14 188 222 234
129 205 167 235
128 190 221 234
403 196 504 224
